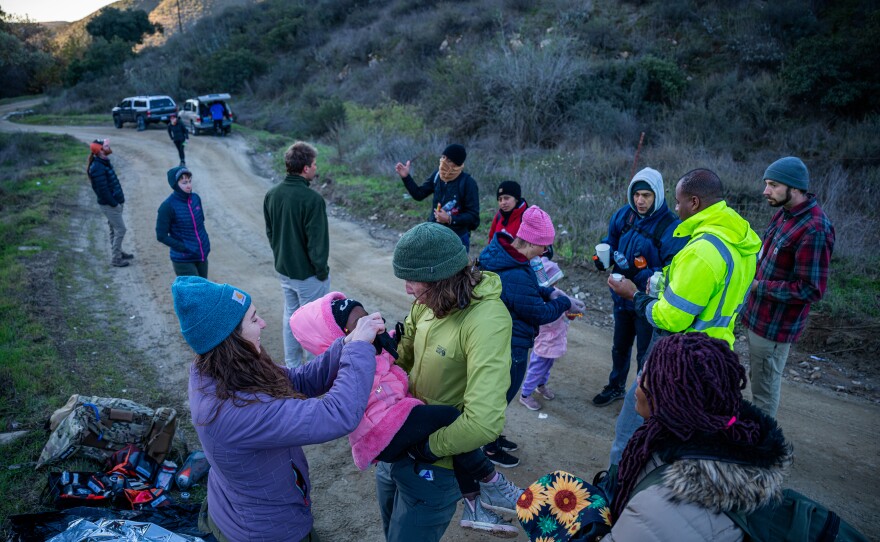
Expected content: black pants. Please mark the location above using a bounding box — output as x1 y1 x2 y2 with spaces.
375 404 494 494
213 119 223 134
172 260 208 278
173 140 185 162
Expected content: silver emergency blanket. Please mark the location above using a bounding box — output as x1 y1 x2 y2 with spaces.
47 517 205 542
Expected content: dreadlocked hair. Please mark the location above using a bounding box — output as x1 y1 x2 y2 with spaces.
417 263 482 319
611 333 761 520
194 326 306 425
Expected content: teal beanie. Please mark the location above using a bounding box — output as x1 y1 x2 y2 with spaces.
172 276 251 354
764 156 809 191
393 222 469 282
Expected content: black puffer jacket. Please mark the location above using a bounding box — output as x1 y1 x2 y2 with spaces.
88 156 125 207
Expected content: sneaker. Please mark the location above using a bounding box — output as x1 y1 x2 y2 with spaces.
592 385 625 407
120 251 134 260
480 472 522 516
460 496 519 538
497 435 518 452
536 384 555 400
519 394 541 411
111 259 130 268
483 447 520 468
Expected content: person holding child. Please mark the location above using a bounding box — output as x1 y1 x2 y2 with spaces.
376 222 515 541
518 258 570 411
478 205 586 467
171 276 382 542
290 291 522 538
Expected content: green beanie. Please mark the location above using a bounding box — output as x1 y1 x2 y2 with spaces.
764 156 809 191
393 222 469 282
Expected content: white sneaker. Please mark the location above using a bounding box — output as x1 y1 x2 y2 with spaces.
460 496 519 538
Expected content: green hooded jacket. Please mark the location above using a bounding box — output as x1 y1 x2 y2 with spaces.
647 201 761 348
396 271 512 469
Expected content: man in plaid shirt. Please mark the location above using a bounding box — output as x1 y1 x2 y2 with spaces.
743 156 835 417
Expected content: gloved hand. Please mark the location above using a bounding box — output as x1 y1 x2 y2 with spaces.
373 330 399 359
568 297 586 313
549 288 564 300
406 439 440 464
394 322 405 345
592 254 606 271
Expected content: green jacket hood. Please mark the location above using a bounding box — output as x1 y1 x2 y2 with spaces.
472 270 502 303
675 201 761 257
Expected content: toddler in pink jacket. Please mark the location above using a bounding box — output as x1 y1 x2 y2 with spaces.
289 292 523 526
519 259 572 411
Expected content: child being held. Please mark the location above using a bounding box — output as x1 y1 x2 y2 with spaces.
519 258 573 411
290 292 523 535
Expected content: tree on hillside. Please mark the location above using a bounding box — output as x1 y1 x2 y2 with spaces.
0 8 59 98
85 7 162 45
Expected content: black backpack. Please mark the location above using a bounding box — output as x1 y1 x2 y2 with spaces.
633 464 868 542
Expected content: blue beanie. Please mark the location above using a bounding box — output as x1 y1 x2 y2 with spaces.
764 156 809 190
171 276 251 354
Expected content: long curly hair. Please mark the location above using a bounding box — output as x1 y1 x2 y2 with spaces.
194 326 306 424
417 263 483 319
612 333 761 519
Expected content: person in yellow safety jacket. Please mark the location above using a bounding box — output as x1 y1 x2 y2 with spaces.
605 168 761 469
608 168 761 348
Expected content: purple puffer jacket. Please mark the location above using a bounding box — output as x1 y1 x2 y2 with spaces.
290 292 422 470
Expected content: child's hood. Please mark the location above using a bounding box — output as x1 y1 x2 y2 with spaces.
289 291 347 355
167 166 191 194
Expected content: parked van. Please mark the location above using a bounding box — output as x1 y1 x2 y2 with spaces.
178 93 234 136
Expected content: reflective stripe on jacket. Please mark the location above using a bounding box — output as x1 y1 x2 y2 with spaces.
646 201 761 347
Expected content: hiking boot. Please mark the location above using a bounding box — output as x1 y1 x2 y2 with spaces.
120 251 134 260
483 447 520 468
480 472 522 516
519 394 541 411
111 258 130 268
536 384 556 400
460 496 519 538
592 385 625 407
497 435 518 452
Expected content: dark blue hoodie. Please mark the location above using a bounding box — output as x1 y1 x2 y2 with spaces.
156 166 210 262
478 233 571 351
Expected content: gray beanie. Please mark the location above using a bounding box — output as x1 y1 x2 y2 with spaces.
764 156 809 190
172 276 251 354
393 222 469 282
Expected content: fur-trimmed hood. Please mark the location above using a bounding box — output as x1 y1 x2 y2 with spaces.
655 402 793 514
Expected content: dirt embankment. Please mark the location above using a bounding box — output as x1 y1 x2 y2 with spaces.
2 104 878 540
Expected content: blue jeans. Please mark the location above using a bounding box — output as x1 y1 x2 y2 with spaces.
279 274 330 367
608 330 661 466
608 307 653 390
376 457 460 542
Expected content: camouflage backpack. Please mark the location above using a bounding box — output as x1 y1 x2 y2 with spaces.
36 395 177 469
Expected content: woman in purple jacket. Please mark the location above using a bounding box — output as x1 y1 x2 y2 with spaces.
171 276 381 542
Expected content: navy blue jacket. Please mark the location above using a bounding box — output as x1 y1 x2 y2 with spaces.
478 233 571 351
88 156 124 207
156 167 210 262
604 175 687 311
402 171 480 237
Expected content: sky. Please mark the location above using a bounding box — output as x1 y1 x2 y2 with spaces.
3 0 117 22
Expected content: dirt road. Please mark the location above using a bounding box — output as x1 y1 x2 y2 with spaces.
3 100 878 539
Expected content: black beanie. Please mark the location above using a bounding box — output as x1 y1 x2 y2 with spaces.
442 144 467 166
631 180 653 194
331 298 364 332
497 180 522 201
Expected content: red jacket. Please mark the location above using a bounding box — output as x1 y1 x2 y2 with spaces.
487 200 528 243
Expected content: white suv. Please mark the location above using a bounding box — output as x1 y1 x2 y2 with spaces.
177 93 235 136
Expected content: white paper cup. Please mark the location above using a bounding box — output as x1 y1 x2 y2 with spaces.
611 273 624 282
595 243 611 268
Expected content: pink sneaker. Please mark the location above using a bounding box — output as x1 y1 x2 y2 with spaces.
519 394 541 411
536 385 555 400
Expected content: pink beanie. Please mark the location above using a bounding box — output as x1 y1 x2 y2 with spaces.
517 206 555 246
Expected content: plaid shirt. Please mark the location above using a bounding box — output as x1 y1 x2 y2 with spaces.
743 195 835 343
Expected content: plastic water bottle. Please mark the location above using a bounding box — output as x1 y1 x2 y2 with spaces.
156 460 177 491
613 250 629 270
441 198 457 212
176 450 209 490
530 257 550 287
